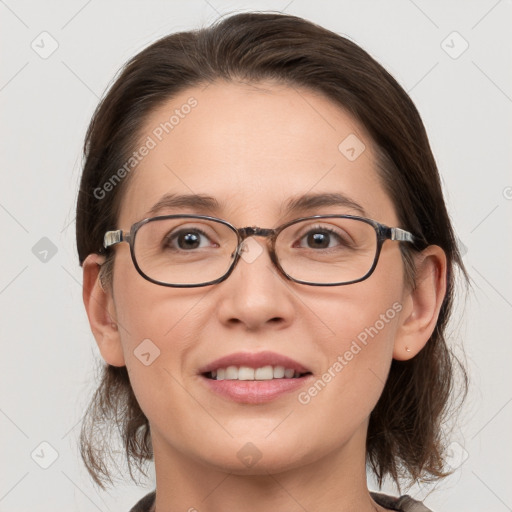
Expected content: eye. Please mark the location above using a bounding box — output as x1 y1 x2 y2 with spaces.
164 228 215 250
295 226 351 250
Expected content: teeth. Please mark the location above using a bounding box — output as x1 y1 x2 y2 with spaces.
208 365 305 381
225 366 238 379
254 365 273 380
284 368 295 378
238 366 255 380
273 365 285 378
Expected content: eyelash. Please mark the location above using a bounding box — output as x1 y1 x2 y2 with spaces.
164 227 213 250
163 224 349 251
296 225 349 248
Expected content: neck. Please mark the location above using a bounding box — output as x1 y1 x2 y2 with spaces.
150 426 385 512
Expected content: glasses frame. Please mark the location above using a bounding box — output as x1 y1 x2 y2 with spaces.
103 214 424 288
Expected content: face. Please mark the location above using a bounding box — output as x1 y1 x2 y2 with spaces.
104 81 411 474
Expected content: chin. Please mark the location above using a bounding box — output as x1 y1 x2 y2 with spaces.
206 450 305 476
194 435 323 476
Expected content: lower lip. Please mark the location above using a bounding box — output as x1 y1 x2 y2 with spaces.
200 375 313 404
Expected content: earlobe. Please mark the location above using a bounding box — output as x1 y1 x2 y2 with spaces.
82 253 126 367
393 245 447 361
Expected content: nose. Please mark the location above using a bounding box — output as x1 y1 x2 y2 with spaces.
214 236 297 331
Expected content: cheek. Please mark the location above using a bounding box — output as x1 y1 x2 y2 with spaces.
111 255 207 398
296 249 404 416
112 250 205 345
302 289 401 400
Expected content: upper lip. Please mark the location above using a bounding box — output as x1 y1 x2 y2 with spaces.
198 351 311 375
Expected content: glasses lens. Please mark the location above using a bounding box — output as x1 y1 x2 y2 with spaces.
276 217 377 284
133 217 238 285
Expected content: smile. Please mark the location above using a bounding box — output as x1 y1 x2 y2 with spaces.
204 365 311 381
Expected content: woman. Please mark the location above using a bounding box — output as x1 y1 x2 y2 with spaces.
77 12 467 512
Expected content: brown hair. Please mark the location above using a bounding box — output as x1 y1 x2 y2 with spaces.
76 11 468 489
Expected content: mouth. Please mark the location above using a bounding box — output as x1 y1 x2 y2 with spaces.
202 366 312 381
197 351 314 404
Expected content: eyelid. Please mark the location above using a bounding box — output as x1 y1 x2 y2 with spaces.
292 221 356 246
276 209 364 228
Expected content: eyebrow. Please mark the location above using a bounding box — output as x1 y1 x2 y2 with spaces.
145 193 222 217
144 191 367 220
282 192 367 217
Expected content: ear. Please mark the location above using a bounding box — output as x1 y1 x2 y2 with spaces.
393 245 447 361
82 253 125 367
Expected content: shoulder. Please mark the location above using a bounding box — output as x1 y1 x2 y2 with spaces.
129 490 156 512
371 491 435 512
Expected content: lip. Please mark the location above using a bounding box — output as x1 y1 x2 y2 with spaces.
200 374 314 404
197 350 311 375
197 350 313 404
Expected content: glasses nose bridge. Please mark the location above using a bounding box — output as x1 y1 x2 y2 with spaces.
235 226 280 265
238 226 277 242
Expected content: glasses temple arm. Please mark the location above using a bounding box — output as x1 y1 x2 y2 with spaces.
390 227 416 243
104 230 124 248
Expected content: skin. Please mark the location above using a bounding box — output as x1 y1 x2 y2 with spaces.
83 81 447 512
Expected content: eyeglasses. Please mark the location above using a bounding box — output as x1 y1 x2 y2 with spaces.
103 214 422 287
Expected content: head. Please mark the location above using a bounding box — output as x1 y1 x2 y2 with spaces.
77 12 467 490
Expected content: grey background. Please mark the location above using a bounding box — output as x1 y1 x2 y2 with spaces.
1 1 511 510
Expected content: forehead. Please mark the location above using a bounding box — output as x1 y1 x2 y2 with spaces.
118 80 396 227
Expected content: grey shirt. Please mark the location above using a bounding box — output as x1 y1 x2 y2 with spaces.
129 490 434 511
